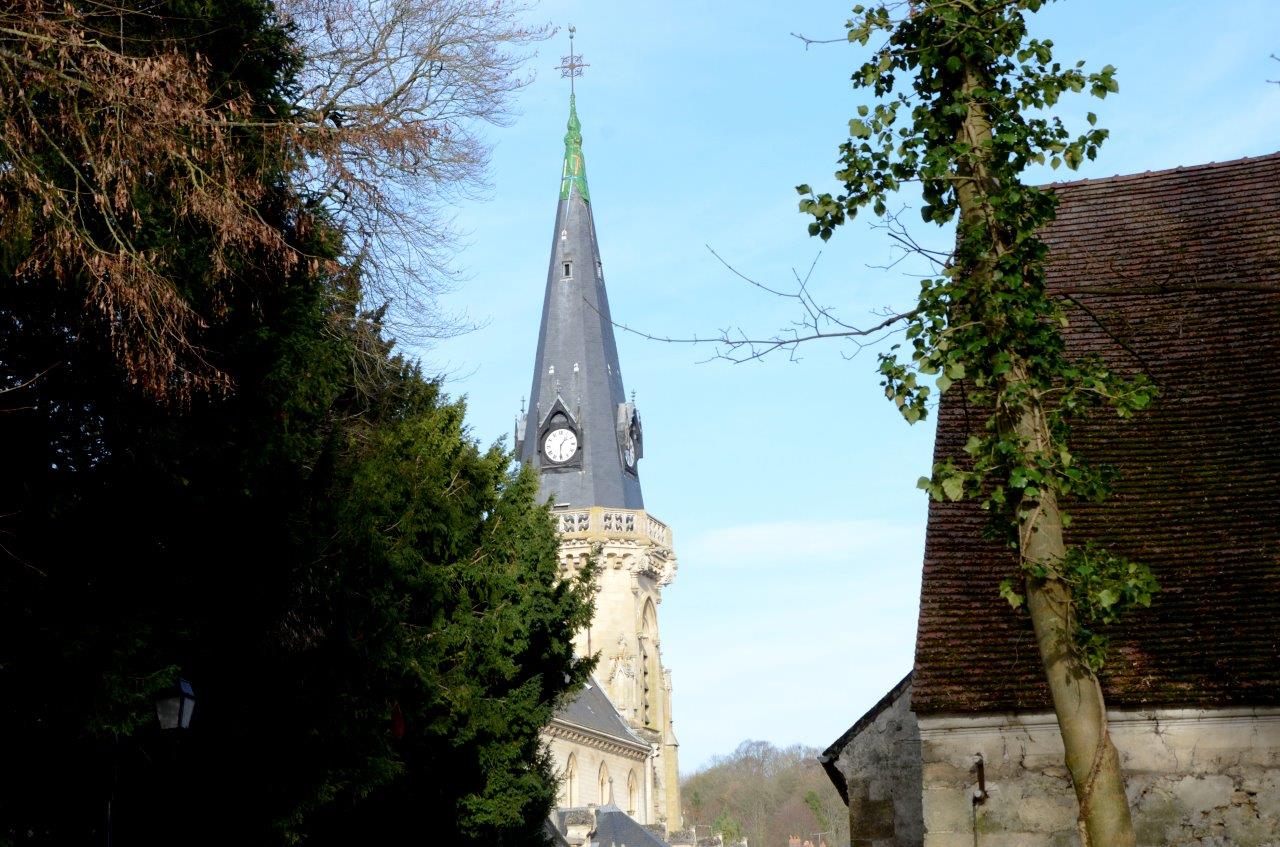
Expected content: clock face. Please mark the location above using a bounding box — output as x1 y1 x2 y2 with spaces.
543 428 578 463
623 437 636 468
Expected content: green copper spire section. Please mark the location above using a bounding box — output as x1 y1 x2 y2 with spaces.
559 94 590 203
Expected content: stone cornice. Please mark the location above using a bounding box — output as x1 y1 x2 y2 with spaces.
918 705 1280 739
545 717 651 759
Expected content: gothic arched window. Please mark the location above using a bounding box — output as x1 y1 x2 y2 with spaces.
564 753 578 806
640 599 660 729
598 762 611 805
627 769 639 816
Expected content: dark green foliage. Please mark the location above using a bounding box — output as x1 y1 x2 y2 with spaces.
287 401 595 845
0 2 589 844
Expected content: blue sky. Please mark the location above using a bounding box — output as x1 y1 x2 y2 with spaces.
418 0 1280 772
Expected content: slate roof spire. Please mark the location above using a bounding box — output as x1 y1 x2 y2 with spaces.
514 89 644 509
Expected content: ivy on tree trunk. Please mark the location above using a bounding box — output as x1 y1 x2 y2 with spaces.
799 2 1159 843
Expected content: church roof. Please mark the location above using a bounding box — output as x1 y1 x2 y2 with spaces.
517 95 643 510
590 805 671 847
550 806 672 847
912 152 1280 715
552 676 650 751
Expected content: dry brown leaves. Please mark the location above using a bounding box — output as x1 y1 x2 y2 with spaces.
0 0 294 400
1 0 547 400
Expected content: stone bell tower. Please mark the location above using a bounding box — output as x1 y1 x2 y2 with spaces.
515 86 682 831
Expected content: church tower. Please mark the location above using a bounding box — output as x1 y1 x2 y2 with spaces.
517 60 682 833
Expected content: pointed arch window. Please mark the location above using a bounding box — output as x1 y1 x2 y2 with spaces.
640 600 660 729
564 753 578 806
598 762 611 805
627 770 639 816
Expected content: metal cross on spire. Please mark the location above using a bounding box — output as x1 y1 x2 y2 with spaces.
556 25 588 95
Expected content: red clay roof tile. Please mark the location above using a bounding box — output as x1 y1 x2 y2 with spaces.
911 152 1280 715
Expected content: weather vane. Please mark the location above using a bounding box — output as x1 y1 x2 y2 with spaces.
556 25 588 95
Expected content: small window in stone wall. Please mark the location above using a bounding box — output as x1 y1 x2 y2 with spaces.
563 261 572 278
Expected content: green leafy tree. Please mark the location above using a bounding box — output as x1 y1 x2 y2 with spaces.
796 1 1158 842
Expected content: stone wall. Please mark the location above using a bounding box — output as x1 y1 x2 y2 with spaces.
830 680 924 847
558 526 682 830
545 731 651 820
917 706 1280 847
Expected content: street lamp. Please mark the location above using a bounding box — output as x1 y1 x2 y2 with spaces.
155 678 195 730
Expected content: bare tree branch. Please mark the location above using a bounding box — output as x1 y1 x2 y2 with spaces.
619 212 1276 369
597 246 921 365
790 32 849 49
0 364 58 399
1 1 549 398
279 0 549 343
1058 293 1153 374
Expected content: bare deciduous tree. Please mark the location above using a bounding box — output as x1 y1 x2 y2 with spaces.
280 0 546 341
681 740 850 847
1 0 546 398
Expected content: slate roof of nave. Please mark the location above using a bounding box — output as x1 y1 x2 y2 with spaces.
550 806 671 847
912 152 1280 715
552 676 649 751
589 805 671 847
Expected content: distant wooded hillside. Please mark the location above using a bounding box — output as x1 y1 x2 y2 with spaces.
680 741 848 847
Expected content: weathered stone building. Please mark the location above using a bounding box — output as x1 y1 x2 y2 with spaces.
516 88 682 834
823 153 1280 846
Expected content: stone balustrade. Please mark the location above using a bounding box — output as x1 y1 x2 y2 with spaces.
553 507 672 548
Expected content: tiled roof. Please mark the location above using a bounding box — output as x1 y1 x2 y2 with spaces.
552 677 649 749
591 805 671 847
912 152 1280 715
550 806 672 847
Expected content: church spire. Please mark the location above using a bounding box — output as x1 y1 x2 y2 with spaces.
556 26 590 203
515 47 643 510
560 94 590 203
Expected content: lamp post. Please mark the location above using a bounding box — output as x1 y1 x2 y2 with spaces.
105 679 196 846
155 678 196 730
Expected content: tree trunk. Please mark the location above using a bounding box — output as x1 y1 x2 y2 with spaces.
955 67 1136 847
1012 368 1135 847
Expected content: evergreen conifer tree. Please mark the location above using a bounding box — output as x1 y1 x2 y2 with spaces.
0 3 591 843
